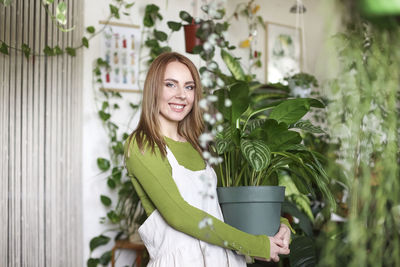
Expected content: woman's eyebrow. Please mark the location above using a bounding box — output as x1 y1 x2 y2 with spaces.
164 78 194 85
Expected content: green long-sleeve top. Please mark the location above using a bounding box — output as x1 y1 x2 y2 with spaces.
124 136 292 259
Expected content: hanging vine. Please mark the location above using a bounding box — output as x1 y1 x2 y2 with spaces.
0 0 134 58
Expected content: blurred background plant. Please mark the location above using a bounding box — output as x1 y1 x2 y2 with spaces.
317 0 400 266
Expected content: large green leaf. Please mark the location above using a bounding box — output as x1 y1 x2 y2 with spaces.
220 49 246 81
230 82 250 123
240 139 271 171
89 235 110 252
282 201 313 236
289 236 317 267
269 98 310 124
261 119 302 151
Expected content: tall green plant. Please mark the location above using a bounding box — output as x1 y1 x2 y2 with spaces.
212 50 336 210
318 2 400 266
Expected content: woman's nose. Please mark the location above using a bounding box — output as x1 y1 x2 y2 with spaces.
175 86 186 99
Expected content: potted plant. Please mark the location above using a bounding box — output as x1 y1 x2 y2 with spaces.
167 6 227 54
211 50 335 236
284 72 319 98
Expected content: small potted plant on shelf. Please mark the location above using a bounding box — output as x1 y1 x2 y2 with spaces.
284 72 319 98
211 50 335 236
167 6 227 54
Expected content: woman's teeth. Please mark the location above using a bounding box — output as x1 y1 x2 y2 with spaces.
170 104 184 111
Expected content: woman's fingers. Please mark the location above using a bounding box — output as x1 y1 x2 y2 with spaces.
272 255 280 262
277 246 290 255
274 224 291 248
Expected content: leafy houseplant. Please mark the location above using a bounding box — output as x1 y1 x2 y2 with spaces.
284 72 319 98
212 50 335 236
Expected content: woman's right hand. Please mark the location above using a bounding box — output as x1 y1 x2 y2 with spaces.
254 236 291 262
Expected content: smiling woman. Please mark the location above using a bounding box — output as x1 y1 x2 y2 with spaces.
124 52 291 267
158 61 195 137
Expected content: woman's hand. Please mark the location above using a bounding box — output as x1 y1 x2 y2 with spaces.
255 224 291 262
275 223 291 249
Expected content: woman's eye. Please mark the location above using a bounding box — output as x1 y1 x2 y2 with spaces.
186 85 195 90
165 82 175 88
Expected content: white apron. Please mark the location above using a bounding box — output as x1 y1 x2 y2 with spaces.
138 147 247 267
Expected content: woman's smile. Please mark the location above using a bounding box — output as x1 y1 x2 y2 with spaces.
158 61 195 126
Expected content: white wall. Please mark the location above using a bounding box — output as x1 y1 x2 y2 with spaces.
82 0 327 266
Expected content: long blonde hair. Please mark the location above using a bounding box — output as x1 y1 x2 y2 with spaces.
126 52 204 158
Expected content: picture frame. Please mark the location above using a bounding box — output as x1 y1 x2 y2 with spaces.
265 21 303 83
99 21 142 93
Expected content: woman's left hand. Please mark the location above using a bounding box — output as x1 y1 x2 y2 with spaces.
274 224 291 250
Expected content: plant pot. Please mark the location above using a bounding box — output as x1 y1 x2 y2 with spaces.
217 186 285 236
183 22 203 54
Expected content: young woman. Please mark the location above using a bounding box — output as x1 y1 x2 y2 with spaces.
124 52 292 267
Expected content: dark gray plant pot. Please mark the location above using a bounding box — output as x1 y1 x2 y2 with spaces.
217 186 285 236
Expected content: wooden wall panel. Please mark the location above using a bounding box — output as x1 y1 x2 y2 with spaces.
0 0 83 266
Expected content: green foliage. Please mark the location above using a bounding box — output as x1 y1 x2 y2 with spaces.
87 258 99 267
289 236 317 267
212 47 335 209
143 4 161 27
0 42 9 55
86 26 95 34
21 43 30 58
221 49 246 81
100 195 112 206
179 10 193 23
99 251 112 265
82 37 89 48
89 235 110 251
65 47 76 56
153 29 168 41
167 21 182 31
269 98 320 124
0 0 13 6
142 4 171 64
318 3 400 266
109 4 120 19
285 72 319 88
97 158 110 171
56 2 67 25
240 139 271 172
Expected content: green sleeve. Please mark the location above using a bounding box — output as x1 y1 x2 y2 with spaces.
124 139 271 259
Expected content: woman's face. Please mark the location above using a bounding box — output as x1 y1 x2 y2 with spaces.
158 61 195 127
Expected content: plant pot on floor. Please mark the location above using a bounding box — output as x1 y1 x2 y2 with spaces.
183 21 203 54
217 186 285 236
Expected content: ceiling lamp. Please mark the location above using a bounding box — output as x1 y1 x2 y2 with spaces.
290 0 307 14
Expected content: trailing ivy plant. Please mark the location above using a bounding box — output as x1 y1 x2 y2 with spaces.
0 0 134 58
87 3 174 267
87 83 146 267
141 3 172 64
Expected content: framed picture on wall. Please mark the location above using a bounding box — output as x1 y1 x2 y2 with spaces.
265 21 302 83
99 21 141 93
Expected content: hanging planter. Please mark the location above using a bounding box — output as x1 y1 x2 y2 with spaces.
183 20 203 54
